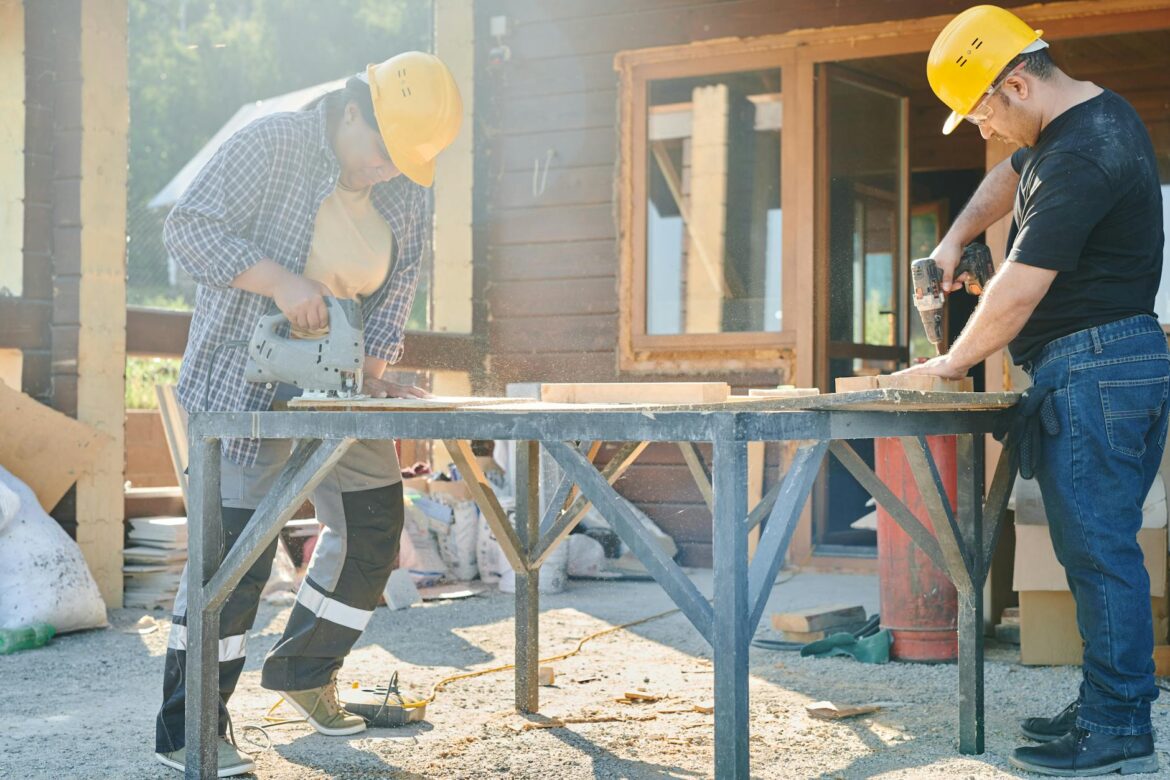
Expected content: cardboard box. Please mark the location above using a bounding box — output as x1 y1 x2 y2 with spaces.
1014 474 1167 528
1013 524 1166 596
1020 591 1169 666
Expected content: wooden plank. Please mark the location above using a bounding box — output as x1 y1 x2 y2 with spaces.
488 278 617 319
432 0 475 335
493 52 619 99
0 378 113 511
74 0 128 606
539 381 730 404
0 0 23 298
745 387 820 398
496 89 617 135
491 127 618 172
835 375 974 393
492 165 616 211
490 240 617 282
492 314 616 353
772 604 866 633
487 203 615 245
125 306 189 357
154 385 189 505
446 439 527 574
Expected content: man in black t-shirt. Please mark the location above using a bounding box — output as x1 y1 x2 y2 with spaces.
904 5 1167 776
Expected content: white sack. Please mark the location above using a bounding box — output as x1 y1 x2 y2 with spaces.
0 466 107 632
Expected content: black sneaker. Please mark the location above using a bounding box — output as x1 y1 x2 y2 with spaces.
1022 701 1079 742
1010 726 1157 776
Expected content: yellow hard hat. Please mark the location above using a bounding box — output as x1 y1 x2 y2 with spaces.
927 5 1046 135
364 52 463 187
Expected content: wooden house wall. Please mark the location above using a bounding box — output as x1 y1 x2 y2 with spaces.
473 0 978 564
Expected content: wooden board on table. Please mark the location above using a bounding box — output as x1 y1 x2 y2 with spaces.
539 382 730 404
736 389 1018 412
746 386 820 399
836 375 973 393
288 395 534 411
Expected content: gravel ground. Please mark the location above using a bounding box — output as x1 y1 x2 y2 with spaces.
2 570 1170 779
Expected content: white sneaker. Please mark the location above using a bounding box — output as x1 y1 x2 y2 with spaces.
155 737 256 777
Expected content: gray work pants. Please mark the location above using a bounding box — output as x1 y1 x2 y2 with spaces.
155 438 402 752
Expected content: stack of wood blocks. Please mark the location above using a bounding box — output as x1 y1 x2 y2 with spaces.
771 604 868 643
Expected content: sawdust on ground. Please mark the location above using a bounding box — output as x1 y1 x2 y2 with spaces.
2 571 1168 779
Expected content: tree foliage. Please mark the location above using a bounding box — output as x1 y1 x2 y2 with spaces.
126 0 432 302
129 0 432 205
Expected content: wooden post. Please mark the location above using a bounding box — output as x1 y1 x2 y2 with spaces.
74 0 128 606
688 84 729 333
0 0 22 299
431 0 474 335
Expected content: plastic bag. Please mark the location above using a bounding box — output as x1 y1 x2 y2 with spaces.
0 467 107 633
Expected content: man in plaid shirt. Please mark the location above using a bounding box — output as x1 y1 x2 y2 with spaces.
154 53 463 777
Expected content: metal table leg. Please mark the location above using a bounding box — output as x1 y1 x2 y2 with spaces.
185 434 222 780
957 434 986 754
184 436 354 779
827 434 1018 756
514 441 541 713
712 438 750 779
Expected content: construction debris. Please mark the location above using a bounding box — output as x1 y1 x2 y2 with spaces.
805 701 883 720
383 568 423 611
538 666 556 686
617 689 661 704
123 516 187 609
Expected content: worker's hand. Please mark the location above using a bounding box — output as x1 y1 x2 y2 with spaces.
930 238 969 293
274 275 333 332
362 376 432 399
895 354 968 381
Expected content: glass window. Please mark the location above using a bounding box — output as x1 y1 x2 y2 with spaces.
644 69 783 336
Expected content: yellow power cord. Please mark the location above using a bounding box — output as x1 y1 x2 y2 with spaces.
261 566 799 728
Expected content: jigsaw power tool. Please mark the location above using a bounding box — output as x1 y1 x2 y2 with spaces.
911 242 995 355
244 296 365 398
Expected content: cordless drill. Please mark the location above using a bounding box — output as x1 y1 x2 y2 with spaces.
911 242 995 355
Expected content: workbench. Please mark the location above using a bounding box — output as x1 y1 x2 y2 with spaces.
181 390 1019 779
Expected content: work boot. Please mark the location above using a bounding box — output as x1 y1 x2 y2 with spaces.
279 670 367 736
1010 727 1157 776
155 737 255 777
1022 700 1080 742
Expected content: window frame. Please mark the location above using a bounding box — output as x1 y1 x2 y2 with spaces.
617 49 799 372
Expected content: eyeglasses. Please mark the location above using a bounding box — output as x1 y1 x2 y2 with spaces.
964 62 1025 126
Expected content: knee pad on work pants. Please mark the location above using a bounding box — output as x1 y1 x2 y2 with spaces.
261 482 404 691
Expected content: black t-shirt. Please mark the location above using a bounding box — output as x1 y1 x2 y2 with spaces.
1007 89 1164 365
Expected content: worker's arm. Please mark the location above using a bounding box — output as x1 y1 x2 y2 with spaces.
360 355 430 399
230 260 332 332
899 260 1056 379
932 157 1019 291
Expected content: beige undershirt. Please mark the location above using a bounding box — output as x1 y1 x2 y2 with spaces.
292 183 393 339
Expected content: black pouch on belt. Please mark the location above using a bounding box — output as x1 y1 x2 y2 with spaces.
994 385 1059 480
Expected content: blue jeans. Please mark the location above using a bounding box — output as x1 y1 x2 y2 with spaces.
1025 315 1170 736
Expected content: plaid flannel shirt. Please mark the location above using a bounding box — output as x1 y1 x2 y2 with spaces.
168 99 428 465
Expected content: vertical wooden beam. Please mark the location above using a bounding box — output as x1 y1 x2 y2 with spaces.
431 0 474 335
791 57 818 390
72 0 128 606
687 84 729 332
0 0 23 298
